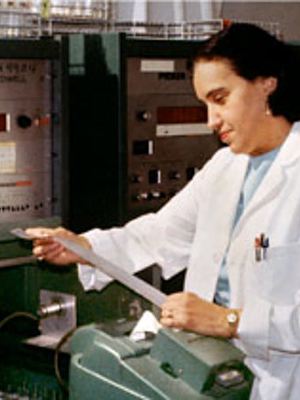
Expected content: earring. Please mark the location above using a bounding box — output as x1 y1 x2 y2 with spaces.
265 102 272 116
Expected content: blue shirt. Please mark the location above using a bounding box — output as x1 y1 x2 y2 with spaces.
214 146 281 306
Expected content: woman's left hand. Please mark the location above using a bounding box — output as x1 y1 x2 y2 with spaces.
160 292 240 338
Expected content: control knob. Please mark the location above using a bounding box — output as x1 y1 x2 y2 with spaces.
168 171 181 180
135 192 148 201
17 115 32 129
137 110 152 122
131 174 143 183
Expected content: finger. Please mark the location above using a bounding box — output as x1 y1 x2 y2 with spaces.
43 247 69 262
160 316 173 327
33 245 44 257
33 237 56 247
160 315 182 329
53 227 73 238
33 243 64 258
161 308 175 318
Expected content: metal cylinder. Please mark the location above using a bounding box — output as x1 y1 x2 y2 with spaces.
38 301 63 318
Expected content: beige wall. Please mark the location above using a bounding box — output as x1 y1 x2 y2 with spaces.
221 2 300 41
114 1 300 42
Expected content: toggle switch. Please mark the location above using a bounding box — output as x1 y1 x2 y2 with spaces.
148 169 161 184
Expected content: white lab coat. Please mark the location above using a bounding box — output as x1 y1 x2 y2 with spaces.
79 121 300 400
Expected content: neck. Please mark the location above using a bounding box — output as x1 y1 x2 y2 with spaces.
249 116 292 156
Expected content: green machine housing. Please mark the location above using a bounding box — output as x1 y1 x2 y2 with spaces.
69 325 253 399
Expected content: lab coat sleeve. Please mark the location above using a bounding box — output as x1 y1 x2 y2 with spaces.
77 198 196 291
78 148 231 291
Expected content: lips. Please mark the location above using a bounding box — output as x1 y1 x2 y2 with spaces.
219 131 230 142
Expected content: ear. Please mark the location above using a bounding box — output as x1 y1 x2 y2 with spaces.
262 77 278 96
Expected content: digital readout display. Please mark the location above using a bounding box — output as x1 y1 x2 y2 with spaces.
157 106 207 124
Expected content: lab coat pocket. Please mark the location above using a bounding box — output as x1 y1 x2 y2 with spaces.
252 243 300 305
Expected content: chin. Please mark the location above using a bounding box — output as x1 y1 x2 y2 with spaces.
229 143 241 154
230 146 249 155
228 140 250 155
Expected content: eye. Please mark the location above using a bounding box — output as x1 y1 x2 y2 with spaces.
213 93 227 105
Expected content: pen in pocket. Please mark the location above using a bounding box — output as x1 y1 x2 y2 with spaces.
255 233 269 262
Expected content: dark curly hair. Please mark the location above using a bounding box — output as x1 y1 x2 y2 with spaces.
193 23 300 123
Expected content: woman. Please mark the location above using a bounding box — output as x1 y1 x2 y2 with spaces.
28 23 300 399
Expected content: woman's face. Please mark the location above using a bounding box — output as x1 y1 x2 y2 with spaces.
193 58 276 155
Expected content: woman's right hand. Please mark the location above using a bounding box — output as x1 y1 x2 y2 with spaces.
25 227 92 266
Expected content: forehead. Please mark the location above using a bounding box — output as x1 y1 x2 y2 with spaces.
193 59 244 99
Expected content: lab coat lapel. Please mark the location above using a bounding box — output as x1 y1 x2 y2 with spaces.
187 153 249 299
214 154 249 243
237 123 300 227
239 162 285 222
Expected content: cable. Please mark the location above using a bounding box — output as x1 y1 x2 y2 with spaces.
54 326 77 393
0 311 38 330
0 311 76 394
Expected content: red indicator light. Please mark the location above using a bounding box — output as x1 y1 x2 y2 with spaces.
0 113 7 132
15 180 32 187
34 115 51 127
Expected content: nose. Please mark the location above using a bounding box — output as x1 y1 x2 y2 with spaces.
207 105 222 131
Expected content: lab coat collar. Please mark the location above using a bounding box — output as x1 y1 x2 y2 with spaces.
234 121 300 231
276 121 300 167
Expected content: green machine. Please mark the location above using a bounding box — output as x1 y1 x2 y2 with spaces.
69 325 252 400
57 238 253 400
